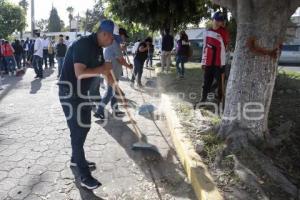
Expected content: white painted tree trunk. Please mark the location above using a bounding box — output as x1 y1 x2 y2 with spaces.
216 0 298 143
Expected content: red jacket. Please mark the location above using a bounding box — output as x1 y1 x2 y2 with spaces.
201 27 229 67
2 43 14 57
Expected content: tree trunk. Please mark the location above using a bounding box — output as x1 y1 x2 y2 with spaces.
219 0 295 144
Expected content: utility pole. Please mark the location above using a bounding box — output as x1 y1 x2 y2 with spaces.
31 0 35 37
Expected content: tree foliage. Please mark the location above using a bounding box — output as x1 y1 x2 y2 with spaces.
48 7 61 32
36 19 48 32
0 0 26 39
107 0 210 34
80 0 105 33
18 0 28 12
66 6 74 31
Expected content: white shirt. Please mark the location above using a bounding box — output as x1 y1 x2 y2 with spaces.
64 40 71 48
42 39 49 49
34 38 44 58
133 42 140 54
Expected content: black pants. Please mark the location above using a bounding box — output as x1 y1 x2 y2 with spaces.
59 85 92 178
201 66 222 102
48 53 54 67
43 49 48 68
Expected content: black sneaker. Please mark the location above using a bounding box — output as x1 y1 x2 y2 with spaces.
94 112 105 120
113 110 125 117
70 160 96 168
80 176 102 190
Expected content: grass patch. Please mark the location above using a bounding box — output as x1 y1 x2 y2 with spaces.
201 134 223 163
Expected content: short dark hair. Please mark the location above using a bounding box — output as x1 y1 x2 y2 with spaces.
66 36 69 40
145 37 152 43
59 34 64 37
35 32 40 37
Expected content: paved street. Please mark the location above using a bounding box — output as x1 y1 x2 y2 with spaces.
0 66 196 200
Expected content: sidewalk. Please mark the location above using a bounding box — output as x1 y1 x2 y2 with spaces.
0 65 196 200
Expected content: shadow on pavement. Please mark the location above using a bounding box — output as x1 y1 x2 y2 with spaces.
97 115 198 199
43 67 55 78
70 167 105 200
0 75 23 102
30 79 42 94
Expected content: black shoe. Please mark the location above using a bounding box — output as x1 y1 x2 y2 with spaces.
137 83 144 88
80 175 101 190
113 110 125 117
70 159 96 168
94 112 105 119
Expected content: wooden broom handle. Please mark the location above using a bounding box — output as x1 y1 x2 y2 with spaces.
109 70 142 139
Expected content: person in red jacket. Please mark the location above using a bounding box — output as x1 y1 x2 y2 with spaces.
2 41 17 76
200 11 229 103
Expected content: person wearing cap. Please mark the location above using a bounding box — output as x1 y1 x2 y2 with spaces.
131 37 153 87
94 27 133 119
200 11 230 103
58 19 115 190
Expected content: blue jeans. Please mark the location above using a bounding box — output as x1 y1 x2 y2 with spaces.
4 56 16 73
96 84 118 116
176 55 186 76
146 54 153 67
88 77 102 102
32 55 43 77
131 58 144 84
59 85 91 178
56 57 64 77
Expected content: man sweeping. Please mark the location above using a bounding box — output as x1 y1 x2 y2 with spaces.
94 27 133 119
58 20 117 190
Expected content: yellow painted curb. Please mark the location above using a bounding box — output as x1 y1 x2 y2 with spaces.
161 94 223 200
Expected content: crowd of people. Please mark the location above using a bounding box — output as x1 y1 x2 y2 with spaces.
0 34 70 80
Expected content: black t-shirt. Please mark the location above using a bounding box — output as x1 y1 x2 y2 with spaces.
59 33 105 96
135 42 148 63
56 43 67 57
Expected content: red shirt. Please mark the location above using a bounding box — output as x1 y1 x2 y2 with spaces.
211 27 230 48
2 44 14 57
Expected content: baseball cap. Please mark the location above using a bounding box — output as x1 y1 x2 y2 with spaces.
99 20 119 35
213 12 226 21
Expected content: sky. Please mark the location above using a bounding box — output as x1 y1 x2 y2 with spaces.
9 0 97 31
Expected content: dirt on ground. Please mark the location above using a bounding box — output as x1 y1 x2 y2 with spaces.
157 63 300 200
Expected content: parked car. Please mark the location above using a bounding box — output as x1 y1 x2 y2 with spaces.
126 44 134 54
154 44 161 56
279 44 300 64
189 39 204 62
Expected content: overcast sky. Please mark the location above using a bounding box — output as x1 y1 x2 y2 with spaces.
9 0 97 31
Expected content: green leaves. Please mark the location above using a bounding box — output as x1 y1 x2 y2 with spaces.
0 1 26 39
107 0 210 33
48 7 62 32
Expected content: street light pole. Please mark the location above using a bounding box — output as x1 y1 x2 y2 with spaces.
31 0 35 37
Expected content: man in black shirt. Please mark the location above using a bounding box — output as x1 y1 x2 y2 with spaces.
55 35 67 77
161 29 174 72
58 20 116 190
131 37 152 87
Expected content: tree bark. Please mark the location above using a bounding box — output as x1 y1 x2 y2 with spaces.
218 0 297 143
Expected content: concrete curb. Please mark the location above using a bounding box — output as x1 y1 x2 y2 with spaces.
161 94 223 200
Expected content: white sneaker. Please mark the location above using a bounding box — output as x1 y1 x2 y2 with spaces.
9 72 12 76
13 71 17 76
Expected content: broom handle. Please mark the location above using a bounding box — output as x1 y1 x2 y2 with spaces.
109 69 142 139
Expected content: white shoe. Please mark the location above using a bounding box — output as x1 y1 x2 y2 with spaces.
13 71 17 76
9 72 12 76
